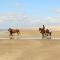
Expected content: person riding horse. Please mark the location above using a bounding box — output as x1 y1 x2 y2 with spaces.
39 25 51 39
39 25 45 38
42 25 45 30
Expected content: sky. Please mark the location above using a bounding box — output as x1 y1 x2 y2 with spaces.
0 0 60 29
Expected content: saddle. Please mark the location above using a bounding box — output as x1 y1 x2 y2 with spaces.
46 29 49 33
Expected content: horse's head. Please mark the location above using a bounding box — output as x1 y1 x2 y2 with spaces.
39 28 42 33
39 28 45 34
39 28 42 31
8 28 11 31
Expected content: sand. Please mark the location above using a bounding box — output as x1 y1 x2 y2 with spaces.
0 29 60 60
0 39 60 60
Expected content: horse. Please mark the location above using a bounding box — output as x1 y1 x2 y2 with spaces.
8 28 21 39
39 28 46 39
39 28 52 39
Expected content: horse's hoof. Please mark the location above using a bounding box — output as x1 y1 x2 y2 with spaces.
10 37 11 39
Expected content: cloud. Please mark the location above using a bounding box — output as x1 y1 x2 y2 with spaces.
47 16 60 23
0 13 27 22
0 13 46 27
52 8 60 14
0 20 4 23
0 13 60 28
16 2 24 9
0 13 16 23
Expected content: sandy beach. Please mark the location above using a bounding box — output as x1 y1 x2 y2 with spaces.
0 29 60 60
0 39 60 60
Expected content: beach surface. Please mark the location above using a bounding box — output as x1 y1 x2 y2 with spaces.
0 29 60 60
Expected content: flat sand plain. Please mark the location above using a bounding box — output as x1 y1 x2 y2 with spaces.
0 29 60 60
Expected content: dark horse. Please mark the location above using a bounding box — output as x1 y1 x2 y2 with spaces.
39 28 51 39
8 28 21 39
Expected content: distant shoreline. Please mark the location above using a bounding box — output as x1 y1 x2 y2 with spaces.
0 29 7 31
0 29 60 32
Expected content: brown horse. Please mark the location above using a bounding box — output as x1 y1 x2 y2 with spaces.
8 28 21 39
39 28 51 39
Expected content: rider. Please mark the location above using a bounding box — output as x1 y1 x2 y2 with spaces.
42 25 45 30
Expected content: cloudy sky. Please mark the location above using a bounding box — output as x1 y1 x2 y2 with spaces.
0 0 60 29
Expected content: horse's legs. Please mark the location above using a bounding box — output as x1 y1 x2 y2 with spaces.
42 34 44 39
16 32 20 40
9 33 13 40
49 32 51 39
46 33 51 39
17 31 22 40
10 34 13 40
46 33 48 39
